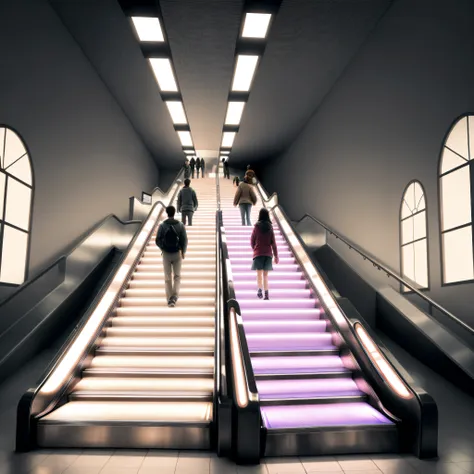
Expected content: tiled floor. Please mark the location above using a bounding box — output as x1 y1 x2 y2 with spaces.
0 330 473 474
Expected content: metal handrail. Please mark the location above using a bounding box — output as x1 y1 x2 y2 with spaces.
256 181 474 337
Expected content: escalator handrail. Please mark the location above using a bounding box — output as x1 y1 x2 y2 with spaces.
256 183 473 337
214 159 222 406
216 168 259 409
17 179 182 444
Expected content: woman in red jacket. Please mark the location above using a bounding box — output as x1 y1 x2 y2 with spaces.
250 208 279 300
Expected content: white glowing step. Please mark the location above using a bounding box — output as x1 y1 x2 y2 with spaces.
100 336 214 349
39 401 213 423
128 279 215 289
124 288 215 298
90 355 214 371
141 256 215 264
115 306 215 317
106 327 214 338
111 316 214 327
136 263 215 272
132 272 216 281
73 377 213 394
120 297 215 307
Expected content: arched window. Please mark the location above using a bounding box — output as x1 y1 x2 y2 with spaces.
400 181 428 291
0 127 34 285
439 115 474 284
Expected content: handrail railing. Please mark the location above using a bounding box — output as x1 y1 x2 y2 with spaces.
16 177 182 451
256 181 473 337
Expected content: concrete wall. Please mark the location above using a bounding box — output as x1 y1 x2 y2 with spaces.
0 0 159 299
261 0 474 329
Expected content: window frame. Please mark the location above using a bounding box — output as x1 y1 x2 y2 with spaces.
438 113 474 287
0 125 35 287
399 179 430 293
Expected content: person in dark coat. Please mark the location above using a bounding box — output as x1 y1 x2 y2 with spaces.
183 159 191 180
201 159 205 178
222 158 230 179
250 208 279 300
189 157 196 178
195 157 201 178
177 179 198 226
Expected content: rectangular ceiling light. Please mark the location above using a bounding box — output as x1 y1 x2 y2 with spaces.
178 131 193 147
222 132 236 148
166 101 187 124
131 17 165 42
231 55 259 92
149 58 178 92
242 13 272 38
184 150 195 154
221 151 230 154
225 102 246 125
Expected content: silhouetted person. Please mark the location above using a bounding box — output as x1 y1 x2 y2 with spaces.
196 157 201 178
156 206 187 307
189 156 196 178
201 158 206 178
183 159 191 180
177 178 198 226
222 158 230 179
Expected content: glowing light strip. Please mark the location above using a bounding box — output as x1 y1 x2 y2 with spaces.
229 308 248 408
355 324 412 399
40 183 179 395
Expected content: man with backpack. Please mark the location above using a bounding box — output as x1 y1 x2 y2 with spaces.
156 206 188 307
177 179 198 226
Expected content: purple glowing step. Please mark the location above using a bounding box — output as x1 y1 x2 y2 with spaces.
239 298 316 310
228 250 293 258
244 320 326 334
251 355 347 375
261 403 394 429
241 308 321 321
231 257 295 264
246 332 334 351
235 289 312 299
233 272 303 281
256 378 362 400
232 264 300 272
234 280 308 290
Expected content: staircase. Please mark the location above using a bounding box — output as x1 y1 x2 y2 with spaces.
219 174 397 457
37 176 218 450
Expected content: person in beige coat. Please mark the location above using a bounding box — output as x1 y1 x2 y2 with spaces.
234 176 257 226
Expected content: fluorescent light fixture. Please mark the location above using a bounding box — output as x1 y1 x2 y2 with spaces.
225 102 246 125
131 17 164 42
184 150 195 154
232 55 259 91
222 132 236 147
149 58 178 92
221 151 230 154
165 101 187 124
242 13 272 38
178 131 193 147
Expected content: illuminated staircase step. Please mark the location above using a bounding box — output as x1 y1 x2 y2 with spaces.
111 316 214 327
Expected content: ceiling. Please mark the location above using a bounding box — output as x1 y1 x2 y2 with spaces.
50 0 393 169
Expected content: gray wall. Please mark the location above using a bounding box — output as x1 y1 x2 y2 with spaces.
0 0 160 298
261 0 474 329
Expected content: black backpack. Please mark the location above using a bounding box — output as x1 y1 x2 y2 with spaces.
162 223 180 253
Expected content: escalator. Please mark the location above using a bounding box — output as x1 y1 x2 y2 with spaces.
219 172 437 461
17 176 219 450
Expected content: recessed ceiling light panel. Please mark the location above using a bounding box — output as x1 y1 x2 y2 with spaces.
178 131 193 147
242 13 272 38
184 150 195 154
222 132 236 148
225 102 246 125
131 17 164 42
149 58 178 92
231 55 259 92
221 151 230 154
165 101 187 124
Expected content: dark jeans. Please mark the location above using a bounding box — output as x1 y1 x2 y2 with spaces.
191 167 195 178
196 168 200 178
239 203 252 226
224 168 230 178
182 210 193 226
